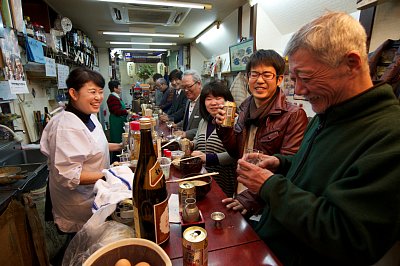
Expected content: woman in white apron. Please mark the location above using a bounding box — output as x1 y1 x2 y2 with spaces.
41 67 122 234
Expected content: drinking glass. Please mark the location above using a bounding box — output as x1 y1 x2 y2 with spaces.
166 121 174 139
243 148 263 165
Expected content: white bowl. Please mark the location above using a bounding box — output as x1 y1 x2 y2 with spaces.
83 238 172 266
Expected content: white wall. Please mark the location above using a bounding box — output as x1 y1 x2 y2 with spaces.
369 0 400 51
98 48 111 128
190 44 207 74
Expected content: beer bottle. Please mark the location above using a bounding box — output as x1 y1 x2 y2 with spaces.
132 118 170 244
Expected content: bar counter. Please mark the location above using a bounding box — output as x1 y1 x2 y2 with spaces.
163 166 282 265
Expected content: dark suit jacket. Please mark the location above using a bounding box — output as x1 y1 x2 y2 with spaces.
177 99 201 140
167 89 187 123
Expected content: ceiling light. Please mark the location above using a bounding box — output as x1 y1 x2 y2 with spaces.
109 41 176 46
95 0 212 10
196 21 220 44
101 31 183 38
114 48 167 51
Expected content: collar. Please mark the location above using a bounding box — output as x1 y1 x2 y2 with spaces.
111 92 120 99
190 95 200 104
65 103 96 131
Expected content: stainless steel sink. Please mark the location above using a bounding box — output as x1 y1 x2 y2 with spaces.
0 148 47 166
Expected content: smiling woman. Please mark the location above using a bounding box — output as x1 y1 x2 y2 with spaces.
40 67 122 236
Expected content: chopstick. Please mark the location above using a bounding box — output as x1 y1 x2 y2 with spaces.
161 139 177 149
178 155 202 162
166 172 219 183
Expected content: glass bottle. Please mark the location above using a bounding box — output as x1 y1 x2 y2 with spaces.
132 118 170 244
129 121 140 169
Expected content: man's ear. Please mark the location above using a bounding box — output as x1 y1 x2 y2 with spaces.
346 51 362 71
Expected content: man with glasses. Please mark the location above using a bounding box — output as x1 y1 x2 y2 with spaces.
215 49 308 218
174 69 203 140
160 69 187 123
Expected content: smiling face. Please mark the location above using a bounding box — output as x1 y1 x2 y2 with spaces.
289 48 349 114
248 64 283 107
170 78 181 90
69 81 104 114
182 74 201 101
205 94 225 117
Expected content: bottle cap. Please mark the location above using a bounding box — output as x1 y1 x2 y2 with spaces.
130 121 140 131
139 117 151 129
164 150 172 158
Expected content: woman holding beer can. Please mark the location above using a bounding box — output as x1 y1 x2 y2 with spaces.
190 81 237 197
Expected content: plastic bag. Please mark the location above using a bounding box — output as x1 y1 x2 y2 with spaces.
62 221 135 266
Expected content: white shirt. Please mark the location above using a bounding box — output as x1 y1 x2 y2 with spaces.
40 110 109 232
188 95 200 119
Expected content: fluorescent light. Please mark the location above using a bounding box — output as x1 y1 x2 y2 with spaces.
114 48 167 51
196 21 220 44
109 41 176 46
95 0 212 10
101 31 183 38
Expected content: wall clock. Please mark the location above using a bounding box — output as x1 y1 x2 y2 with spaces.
61 17 72 32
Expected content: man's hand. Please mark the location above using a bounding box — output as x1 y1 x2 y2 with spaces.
222 198 248 215
236 159 274 193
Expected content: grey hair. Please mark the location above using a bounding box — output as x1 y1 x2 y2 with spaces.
156 78 167 85
183 69 202 83
284 12 368 68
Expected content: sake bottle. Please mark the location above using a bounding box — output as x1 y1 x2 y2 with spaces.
132 117 170 244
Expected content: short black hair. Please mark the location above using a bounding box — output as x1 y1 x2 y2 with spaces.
153 73 163 82
245 49 285 76
66 67 105 91
169 69 183 81
108 80 120 92
199 81 234 121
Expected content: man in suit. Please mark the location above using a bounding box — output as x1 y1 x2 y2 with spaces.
175 69 202 140
160 69 187 123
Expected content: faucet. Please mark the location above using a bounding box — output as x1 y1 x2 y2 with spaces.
0 124 24 142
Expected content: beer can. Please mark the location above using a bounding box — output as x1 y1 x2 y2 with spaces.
221 101 236 127
182 226 208 266
179 181 196 212
180 138 191 156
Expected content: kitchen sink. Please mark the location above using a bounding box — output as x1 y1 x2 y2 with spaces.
0 148 47 166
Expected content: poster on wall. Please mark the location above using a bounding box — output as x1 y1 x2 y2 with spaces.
0 28 28 94
229 39 254 73
9 0 25 33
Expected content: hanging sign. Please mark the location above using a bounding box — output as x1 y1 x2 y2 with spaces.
57 64 69 89
8 80 29 94
45 57 57 77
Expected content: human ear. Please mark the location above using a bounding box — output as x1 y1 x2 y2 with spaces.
69 88 78 101
345 51 362 72
276 75 284 86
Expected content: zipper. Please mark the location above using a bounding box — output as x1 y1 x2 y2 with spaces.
291 116 326 181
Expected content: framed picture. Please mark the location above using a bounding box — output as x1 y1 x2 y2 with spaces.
229 39 254 73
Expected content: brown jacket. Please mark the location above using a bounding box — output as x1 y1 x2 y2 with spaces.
216 89 308 214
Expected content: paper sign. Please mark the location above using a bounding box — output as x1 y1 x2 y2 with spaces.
0 81 17 100
8 80 28 94
45 57 57 77
57 64 69 89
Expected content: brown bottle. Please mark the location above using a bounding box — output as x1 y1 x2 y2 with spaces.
132 117 170 244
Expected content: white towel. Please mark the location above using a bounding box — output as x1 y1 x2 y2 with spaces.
92 165 134 212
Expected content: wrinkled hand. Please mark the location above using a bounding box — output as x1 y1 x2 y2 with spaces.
222 198 247 215
252 154 280 172
236 159 274 193
191 150 206 162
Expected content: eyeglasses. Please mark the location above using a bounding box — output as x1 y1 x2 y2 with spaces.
248 71 276 81
182 81 198 91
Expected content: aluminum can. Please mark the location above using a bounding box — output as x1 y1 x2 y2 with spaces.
221 101 236 127
179 181 196 212
182 226 208 266
180 138 191 156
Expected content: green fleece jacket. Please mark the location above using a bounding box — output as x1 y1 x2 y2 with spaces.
256 83 400 265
